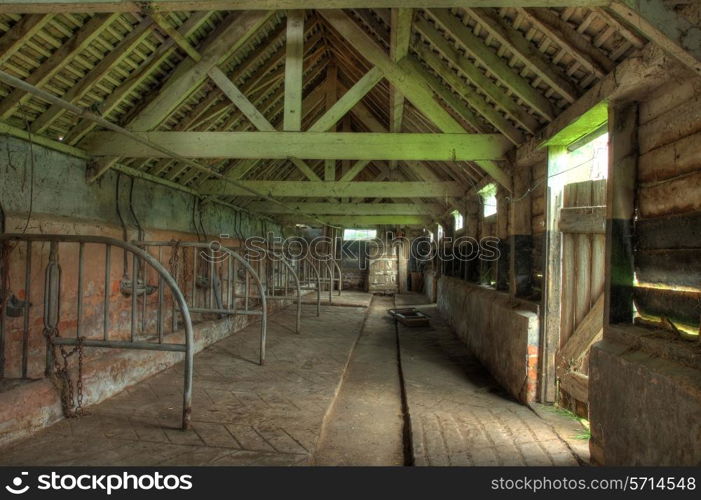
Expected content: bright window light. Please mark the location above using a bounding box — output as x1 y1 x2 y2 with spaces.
479 183 497 218
343 228 377 241
452 210 464 230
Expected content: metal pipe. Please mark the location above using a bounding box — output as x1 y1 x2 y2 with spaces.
22 240 31 378
52 337 187 352
76 242 84 340
189 308 263 315
103 245 111 341
131 252 137 341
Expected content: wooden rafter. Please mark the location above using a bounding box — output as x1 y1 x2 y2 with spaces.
283 9 304 131
0 13 119 121
64 11 212 145
0 2 613 15
426 9 556 121
81 131 512 160
517 7 614 79
389 7 413 137
308 66 383 132
465 7 580 103
128 11 274 132
246 201 442 215
199 180 466 198
319 9 512 190
0 14 52 67
609 0 701 76
30 16 155 134
414 14 541 133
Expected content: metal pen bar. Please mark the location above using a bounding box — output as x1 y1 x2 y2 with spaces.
52 337 187 352
21 241 32 378
131 252 137 342
191 247 196 308
189 308 263 316
141 250 147 333
209 255 214 309
157 246 163 340
76 242 84 341
227 256 232 310
1 233 195 430
158 274 164 343
171 246 178 332
232 255 237 315
103 245 111 341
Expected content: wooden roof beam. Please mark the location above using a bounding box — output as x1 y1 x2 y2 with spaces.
30 16 155 134
81 131 511 160
414 14 541 133
127 10 274 132
609 0 701 76
0 13 119 120
283 10 305 131
0 2 613 15
319 9 512 191
389 8 413 137
64 11 212 145
246 201 442 215
465 7 580 103
411 48 524 144
426 9 556 121
0 14 53 67
199 180 466 198
517 7 615 79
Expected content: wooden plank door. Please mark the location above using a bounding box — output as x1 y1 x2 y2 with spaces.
555 179 606 415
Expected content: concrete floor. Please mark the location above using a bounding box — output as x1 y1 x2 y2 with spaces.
0 293 583 466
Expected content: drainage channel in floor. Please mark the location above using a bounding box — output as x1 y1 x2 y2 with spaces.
312 294 413 466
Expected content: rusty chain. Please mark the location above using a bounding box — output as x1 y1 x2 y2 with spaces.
44 327 85 418
168 240 181 280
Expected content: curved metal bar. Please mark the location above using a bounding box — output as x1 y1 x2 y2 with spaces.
0 233 194 430
316 257 334 303
220 246 267 365
260 249 302 334
331 259 343 296
136 241 268 366
301 254 322 317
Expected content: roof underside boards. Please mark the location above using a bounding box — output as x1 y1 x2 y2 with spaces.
0 5 649 226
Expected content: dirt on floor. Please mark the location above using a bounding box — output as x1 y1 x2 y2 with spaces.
0 293 586 466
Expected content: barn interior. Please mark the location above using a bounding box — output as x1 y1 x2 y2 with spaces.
0 0 700 467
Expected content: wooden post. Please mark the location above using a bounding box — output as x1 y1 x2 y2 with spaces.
465 192 481 283
604 103 638 326
509 165 533 297
541 146 567 403
496 184 510 291
284 10 304 132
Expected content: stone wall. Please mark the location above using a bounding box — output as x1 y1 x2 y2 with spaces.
589 326 701 465
0 134 279 238
436 276 539 403
0 134 289 445
589 75 701 465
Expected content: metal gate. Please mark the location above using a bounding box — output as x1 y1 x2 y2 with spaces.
0 234 194 429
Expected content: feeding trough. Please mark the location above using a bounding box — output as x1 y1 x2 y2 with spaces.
387 308 431 327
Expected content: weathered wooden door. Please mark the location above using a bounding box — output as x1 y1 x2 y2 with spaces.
366 250 398 294
555 179 606 414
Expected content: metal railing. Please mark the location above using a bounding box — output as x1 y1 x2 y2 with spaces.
0 234 194 430
135 241 268 365
311 255 343 303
